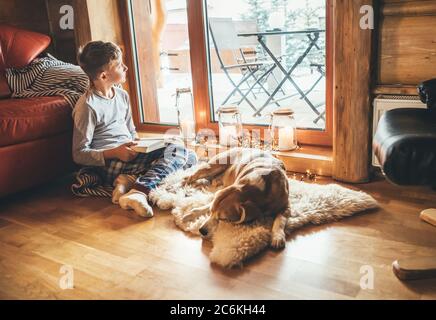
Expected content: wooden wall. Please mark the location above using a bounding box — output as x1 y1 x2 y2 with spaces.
0 0 77 63
0 0 126 62
377 0 436 94
0 0 50 34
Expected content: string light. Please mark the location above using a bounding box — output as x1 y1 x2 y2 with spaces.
290 170 317 182
194 130 317 182
305 169 317 182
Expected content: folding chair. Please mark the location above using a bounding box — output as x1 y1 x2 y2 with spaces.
310 63 326 124
236 20 286 98
306 37 326 124
208 18 281 113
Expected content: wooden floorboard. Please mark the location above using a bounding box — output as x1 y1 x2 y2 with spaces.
0 174 435 300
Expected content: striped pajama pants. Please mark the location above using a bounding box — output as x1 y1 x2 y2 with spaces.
98 144 197 194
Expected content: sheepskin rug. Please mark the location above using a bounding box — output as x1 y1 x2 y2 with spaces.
148 164 379 268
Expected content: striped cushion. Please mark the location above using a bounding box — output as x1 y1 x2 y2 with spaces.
5 53 89 107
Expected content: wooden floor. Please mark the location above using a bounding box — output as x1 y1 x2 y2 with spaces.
0 173 436 300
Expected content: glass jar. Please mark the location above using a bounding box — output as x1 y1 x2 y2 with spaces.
217 105 243 147
269 108 297 151
175 87 196 141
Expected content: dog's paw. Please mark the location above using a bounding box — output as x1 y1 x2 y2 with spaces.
270 232 286 250
182 213 195 224
181 209 198 223
182 207 208 223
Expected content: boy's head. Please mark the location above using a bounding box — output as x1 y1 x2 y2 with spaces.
78 41 128 85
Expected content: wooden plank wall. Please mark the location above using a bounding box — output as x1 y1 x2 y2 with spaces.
377 0 436 93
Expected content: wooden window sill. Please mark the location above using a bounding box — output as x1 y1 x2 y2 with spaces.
138 132 333 177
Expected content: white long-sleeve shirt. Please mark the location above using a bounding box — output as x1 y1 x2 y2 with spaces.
72 87 138 166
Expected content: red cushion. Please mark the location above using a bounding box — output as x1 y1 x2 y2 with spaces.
0 24 51 71
0 25 51 99
0 96 72 147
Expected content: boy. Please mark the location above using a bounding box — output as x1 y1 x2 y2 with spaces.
72 41 196 217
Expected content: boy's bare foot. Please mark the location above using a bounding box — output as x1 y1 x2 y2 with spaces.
118 189 153 218
112 174 135 204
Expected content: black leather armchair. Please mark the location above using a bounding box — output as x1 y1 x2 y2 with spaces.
373 80 436 187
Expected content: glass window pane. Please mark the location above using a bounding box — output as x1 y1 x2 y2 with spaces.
129 0 194 125
205 0 326 130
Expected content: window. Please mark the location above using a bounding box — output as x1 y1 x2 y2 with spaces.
125 0 332 146
126 0 194 127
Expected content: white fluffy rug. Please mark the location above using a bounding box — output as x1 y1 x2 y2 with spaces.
148 164 379 268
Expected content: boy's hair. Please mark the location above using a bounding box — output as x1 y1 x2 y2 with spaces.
77 41 122 80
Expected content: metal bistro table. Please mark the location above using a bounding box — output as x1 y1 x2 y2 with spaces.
238 29 325 121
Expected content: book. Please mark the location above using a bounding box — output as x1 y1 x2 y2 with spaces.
131 137 184 154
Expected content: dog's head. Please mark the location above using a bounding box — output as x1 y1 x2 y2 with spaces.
198 168 289 238
198 185 247 238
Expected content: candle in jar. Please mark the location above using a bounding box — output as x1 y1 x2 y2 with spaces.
220 125 237 146
278 126 294 150
180 120 195 139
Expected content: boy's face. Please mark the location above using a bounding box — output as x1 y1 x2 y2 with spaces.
99 56 128 85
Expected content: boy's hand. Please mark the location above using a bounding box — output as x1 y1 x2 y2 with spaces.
115 142 138 162
104 142 138 162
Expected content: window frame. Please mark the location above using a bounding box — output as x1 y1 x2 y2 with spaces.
122 0 333 146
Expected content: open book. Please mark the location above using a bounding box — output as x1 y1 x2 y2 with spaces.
131 137 184 154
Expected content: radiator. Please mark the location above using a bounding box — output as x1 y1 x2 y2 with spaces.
372 95 427 167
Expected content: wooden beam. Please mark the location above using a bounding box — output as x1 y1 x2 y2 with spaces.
187 0 212 137
118 0 142 132
72 0 91 48
333 0 374 183
374 85 419 96
130 0 160 123
383 0 436 16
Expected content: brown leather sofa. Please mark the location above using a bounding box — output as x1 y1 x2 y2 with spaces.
0 25 75 197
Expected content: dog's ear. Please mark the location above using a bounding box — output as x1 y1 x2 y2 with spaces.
211 186 233 212
218 204 245 223
241 200 263 222
211 186 239 212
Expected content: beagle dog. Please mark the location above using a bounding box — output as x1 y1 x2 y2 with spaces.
182 148 291 249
